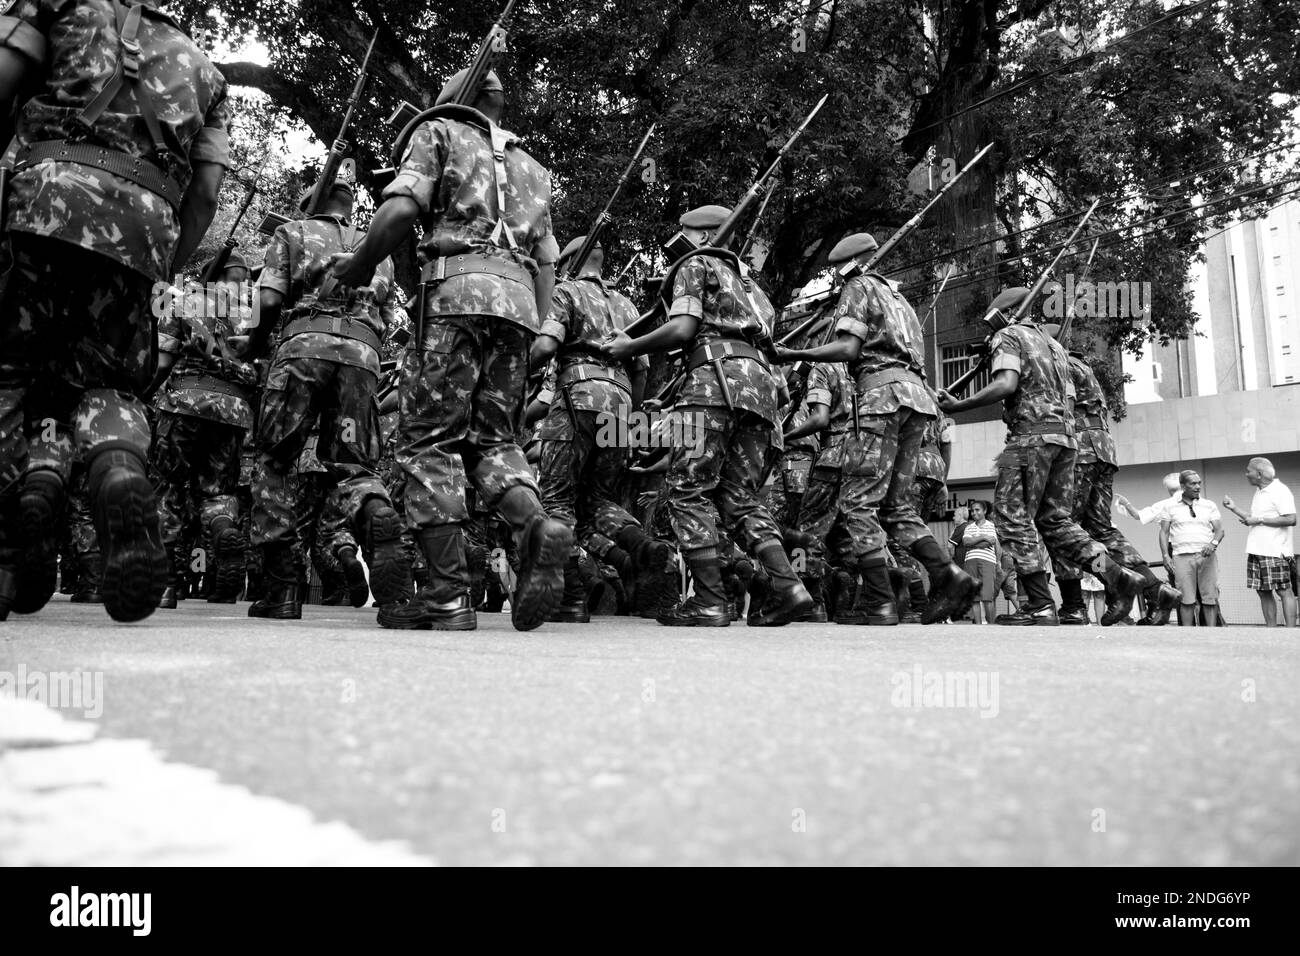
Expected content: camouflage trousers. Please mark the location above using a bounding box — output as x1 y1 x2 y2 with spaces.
538 409 641 557
398 316 537 530
1052 458 1147 581
838 406 937 560
250 354 388 550
149 411 242 550
0 234 155 499
994 440 1106 576
762 453 812 530
797 464 855 569
913 475 948 525
664 405 782 554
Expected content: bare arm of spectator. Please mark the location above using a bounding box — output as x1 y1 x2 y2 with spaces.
1221 495 1250 524
1200 519 1224 557
1114 494 1141 521
1158 519 1172 567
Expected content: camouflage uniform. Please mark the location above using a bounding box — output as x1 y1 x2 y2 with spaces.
764 398 817 529
384 110 559 528
797 361 855 569
536 275 646 557
833 275 939 558
151 281 256 592
912 414 952 522
251 215 398 553
1052 354 1147 577
989 323 1106 575
663 254 783 555
0 0 228 619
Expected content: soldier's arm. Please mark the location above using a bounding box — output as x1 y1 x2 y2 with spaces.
173 161 224 273
245 227 291 359
0 9 43 106
784 402 829 443
334 196 420 287
531 285 571 368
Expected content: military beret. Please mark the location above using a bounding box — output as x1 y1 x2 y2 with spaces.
990 286 1032 314
1042 323 1062 340
679 205 731 229
558 235 599 267
219 251 248 274
436 68 504 106
827 232 879 265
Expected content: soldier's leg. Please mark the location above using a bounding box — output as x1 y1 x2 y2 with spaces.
248 355 325 619
146 411 192 608
1083 460 1178 622
320 363 410 607
992 443 1057 622
191 421 247 603
714 411 812 626
659 406 731 625
1036 445 1144 624
838 415 903 624
537 407 592 623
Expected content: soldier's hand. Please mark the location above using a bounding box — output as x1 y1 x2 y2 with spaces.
773 346 796 365
328 252 373 289
937 388 958 412
603 331 635 361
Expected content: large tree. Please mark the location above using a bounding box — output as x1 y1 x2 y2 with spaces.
174 0 1300 406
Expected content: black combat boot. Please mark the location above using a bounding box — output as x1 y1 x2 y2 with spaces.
997 571 1059 625
70 551 104 603
549 553 590 623
748 542 813 626
1138 583 1182 625
209 515 246 603
87 444 168 622
829 569 862 624
800 575 828 622
13 469 64 614
334 545 371 607
360 497 412 606
920 561 979 625
247 543 302 619
379 525 476 630
852 556 899 626
1095 555 1146 626
498 488 571 632
1057 578 1088 625
659 547 730 626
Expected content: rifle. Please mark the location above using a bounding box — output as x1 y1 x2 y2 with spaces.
614 252 645 287
1057 236 1101 346
738 179 778 263
945 198 1102 398
258 30 379 234
383 0 521 166
623 94 829 338
565 123 657 280
203 150 271 284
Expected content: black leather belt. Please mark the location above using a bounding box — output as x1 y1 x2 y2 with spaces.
282 314 381 353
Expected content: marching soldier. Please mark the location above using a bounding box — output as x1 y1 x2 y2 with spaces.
776 233 977 625
604 205 813 627
937 287 1146 625
151 252 257 607
242 173 411 619
0 0 228 622
330 68 571 632
1045 325 1181 625
530 237 675 622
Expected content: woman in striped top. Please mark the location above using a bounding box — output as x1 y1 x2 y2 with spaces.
962 501 998 624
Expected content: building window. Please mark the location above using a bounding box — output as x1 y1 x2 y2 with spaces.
940 344 990 393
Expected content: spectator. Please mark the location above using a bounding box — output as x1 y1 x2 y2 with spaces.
948 503 969 567
1080 572 1106 624
1159 470 1225 627
1222 457 1297 627
961 500 998 624
1115 472 1182 525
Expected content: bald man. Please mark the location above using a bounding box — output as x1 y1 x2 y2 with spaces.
1223 457 1297 626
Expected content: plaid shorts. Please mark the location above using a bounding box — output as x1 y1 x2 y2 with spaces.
1247 554 1293 591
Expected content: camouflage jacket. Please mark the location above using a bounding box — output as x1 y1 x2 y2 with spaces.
990 321 1076 448
1069 353 1116 466
0 0 230 281
833 274 935 417
540 274 644 415
806 361 853 470
670 253 778 426
384 111 559 334
915 414 953 482
782 399 819 459
258 214 397 377
154 284 256 430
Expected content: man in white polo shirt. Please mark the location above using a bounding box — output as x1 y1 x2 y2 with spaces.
1159 470 1225 626
1223 457 1296 627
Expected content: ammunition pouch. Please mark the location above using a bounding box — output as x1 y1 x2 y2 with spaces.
1079 414 1106 429
281 313 381 353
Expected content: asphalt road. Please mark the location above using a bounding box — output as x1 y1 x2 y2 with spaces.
2 597 1297 866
